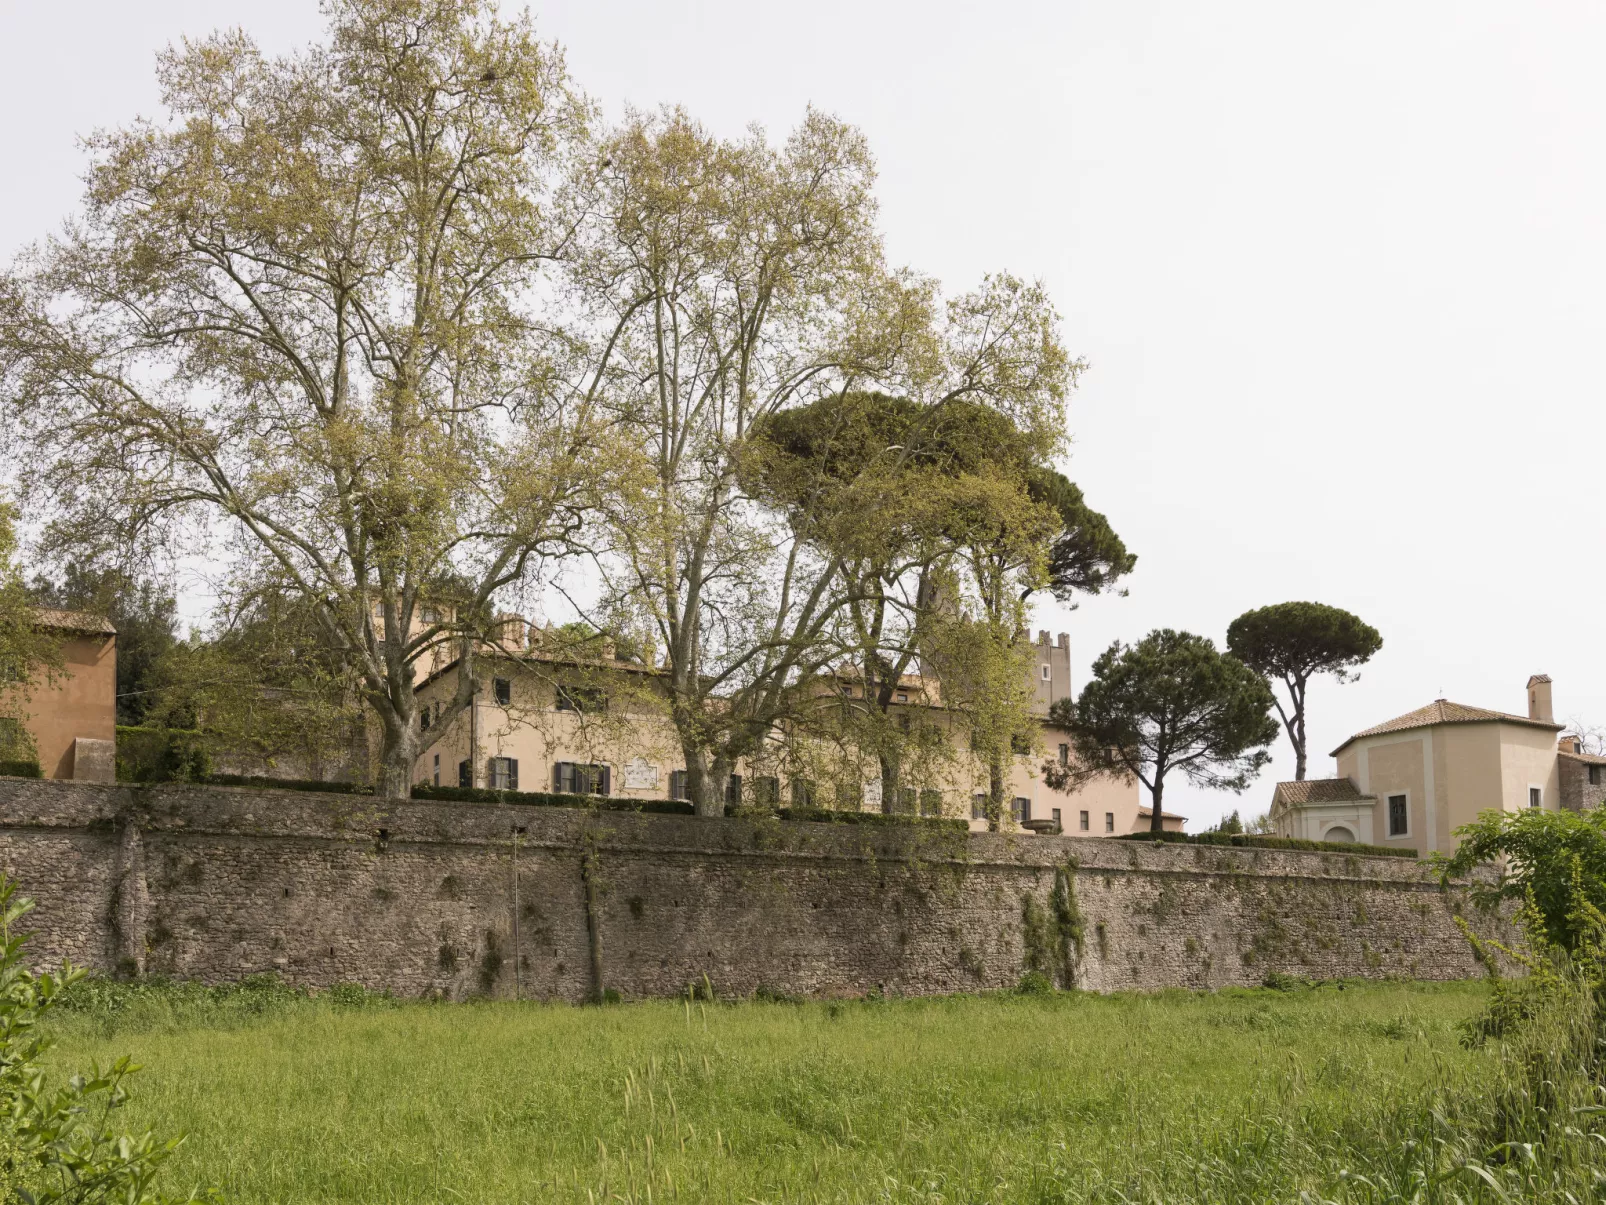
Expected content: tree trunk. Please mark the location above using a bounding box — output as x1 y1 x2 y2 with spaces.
988 753 1006 833
1149 777 1165 834
377 709 418 799
1294 744 1307 781
685 747 730 818
878 750 899 816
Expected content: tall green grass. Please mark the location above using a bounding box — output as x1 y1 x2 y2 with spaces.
40 978 1563 1204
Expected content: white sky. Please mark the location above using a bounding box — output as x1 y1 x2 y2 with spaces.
5 1 1604 828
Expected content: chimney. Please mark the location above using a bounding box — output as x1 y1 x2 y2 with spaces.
1037 629 1049 646
1527 674 1553 724
1056 633 1068 650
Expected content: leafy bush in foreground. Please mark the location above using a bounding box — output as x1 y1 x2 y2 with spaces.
0 875 211 1203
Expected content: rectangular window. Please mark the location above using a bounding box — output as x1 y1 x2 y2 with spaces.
895 691 909 703
1058 743 1070 766
1010 732 1032 755
1591 765 1601 787
487 757 518 791
1041 664 1051 680
972 793 987 821
727 774 742 806
1529 786 1542 809
791 777 817 808
1079 809 1090 831
493 678 511 706
432 753 440 787
1105 812 1115 833
420 707 431 732
554 762 610 796
1012 796 1031 824
919 789 943 817
1388 794 1408 837
555 684 607 713
1051 807 1062 832
668 770 689 801
458 759 472 789
751 775 779 806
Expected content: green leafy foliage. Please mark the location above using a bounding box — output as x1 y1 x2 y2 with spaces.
1443 806 1606 951
1226 601 1382 779
1024 467 1136 600
0 875 209 1203
1052 629 1279 832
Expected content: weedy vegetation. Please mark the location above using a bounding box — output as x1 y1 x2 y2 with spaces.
34 969 1599 1205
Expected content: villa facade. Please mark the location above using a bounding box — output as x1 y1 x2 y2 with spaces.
1270 674 1597 853
412 625 1157 835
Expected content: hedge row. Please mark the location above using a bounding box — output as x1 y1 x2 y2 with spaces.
410 783 695 815
139 772 969 828
1114 829 1417 859
0 761 40 779
207 774 369 795
751 806 968 832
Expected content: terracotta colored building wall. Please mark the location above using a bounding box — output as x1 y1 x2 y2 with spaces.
7 630 116 780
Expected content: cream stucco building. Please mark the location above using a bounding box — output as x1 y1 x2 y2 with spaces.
1270 674 1602 853
411 626 1163 836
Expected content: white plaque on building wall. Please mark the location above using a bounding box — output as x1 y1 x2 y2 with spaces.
862 778 883 809
623 758 658 790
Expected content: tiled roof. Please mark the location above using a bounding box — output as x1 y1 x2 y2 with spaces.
1560 750 1606 767
34 609 116 635
1274 778 1374 805
1331 699 1562 755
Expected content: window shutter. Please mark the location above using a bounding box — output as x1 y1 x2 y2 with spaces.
507 759 518 791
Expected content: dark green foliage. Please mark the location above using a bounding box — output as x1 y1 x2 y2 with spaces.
1207 809 1245 834
1226 602 1383 686
29 566 179 727
414 784 695 815
738 806 968 832
1022 864 1085 989
0 761 40 779
115 727 212 784
1113 829 1417 858
1444 806 1606 951
1053 629 1279 833
1024 467 1136 599
206 773 368 795
1226 601 1382 780
1014 970 1054 994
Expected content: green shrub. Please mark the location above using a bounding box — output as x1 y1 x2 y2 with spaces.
1015 970 1055 994
736 805 967 831
205 774 370 795
1114 829 1417 858
412 784 695 815
0 760 40 779
1444 806 1606 950
0 874 209 1202
115 726 212 784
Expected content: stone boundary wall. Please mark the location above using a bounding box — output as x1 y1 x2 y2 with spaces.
0 779 1512 1001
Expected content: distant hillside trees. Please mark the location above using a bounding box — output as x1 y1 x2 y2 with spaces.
1227 602 1382 781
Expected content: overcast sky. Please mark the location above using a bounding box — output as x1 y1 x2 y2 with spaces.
4 1 1603 828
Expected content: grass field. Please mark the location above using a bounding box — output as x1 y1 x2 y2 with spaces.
38 978 1515 1204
